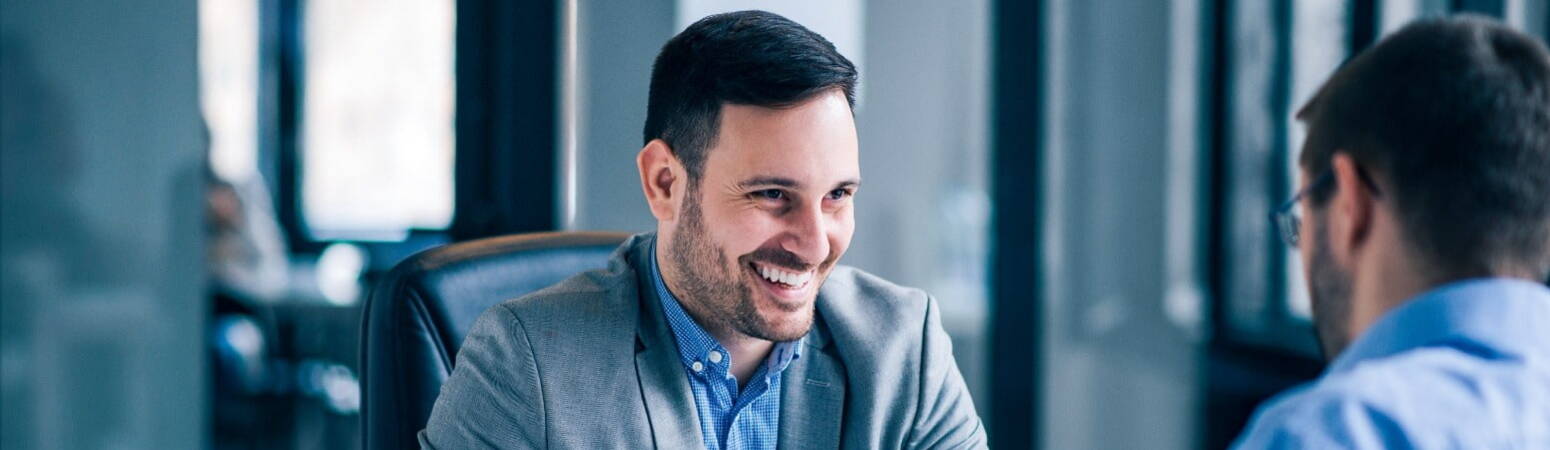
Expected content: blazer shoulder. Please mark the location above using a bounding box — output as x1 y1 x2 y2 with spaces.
816 266 934 347
488 232 650 322
492 261 640 326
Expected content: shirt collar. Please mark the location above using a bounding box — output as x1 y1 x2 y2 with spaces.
1330 277 1550 374
650 242 804 377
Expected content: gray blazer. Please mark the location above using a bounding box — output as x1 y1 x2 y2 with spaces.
419 233 986 449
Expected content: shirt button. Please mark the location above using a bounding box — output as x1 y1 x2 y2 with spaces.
708 351 723 364
691 361 704 372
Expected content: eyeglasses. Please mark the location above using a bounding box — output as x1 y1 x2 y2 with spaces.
1271 168 1382 247
1271 171 1333 247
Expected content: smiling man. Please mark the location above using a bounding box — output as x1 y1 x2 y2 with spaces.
420 10 985 449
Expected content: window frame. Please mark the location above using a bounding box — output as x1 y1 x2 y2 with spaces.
258 0 561 256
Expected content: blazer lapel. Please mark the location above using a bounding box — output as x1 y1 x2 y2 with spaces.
629 236 704 449
778 317 846 450
635 339 703 449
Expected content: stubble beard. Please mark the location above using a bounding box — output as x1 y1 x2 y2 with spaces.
668 191 814 342
1308 217 1355 360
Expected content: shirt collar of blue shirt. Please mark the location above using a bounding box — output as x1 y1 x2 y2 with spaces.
650 242 804 379
1329 277 1550 374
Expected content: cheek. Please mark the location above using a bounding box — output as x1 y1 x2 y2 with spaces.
703 203 783 256
1299 214 1321 261
828 209 856 255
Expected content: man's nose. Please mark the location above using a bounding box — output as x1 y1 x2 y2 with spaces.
780 203 831 268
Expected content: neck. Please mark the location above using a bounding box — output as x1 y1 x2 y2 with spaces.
674 293 774 386
719 333 774 386
1346 237 1433 344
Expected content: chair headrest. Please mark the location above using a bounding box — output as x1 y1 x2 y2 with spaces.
372 231 630 353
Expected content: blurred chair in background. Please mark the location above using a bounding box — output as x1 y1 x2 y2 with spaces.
206 168 292 448
359 231 629 450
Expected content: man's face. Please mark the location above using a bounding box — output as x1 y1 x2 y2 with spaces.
668 91 859 342
1298 169 1356 359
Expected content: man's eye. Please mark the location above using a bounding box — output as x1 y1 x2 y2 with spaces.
754 189 785 201
827 189 851 200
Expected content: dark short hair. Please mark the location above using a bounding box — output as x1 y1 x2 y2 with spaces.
643 10 858 181
1297 15 1550 279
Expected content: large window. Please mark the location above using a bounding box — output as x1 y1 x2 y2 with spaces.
301 0 455 240
203 0 456 242
1205 2 1403 446
1215 0 1382 355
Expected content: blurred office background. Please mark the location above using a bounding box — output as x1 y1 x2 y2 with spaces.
2 0 1546 448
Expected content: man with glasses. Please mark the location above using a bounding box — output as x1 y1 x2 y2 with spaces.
1235 16 1550 448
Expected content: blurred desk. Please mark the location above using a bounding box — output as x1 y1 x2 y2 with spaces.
269 300 361 450
212 296 362 450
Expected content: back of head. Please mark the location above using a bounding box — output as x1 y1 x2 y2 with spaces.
1297 15 1550 281
642 10 858 182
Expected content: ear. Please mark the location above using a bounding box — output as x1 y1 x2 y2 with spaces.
1328 153 1376 263
637 139 685 222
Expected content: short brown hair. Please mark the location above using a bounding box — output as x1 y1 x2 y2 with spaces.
1297 15 1550 279
643 11 858 182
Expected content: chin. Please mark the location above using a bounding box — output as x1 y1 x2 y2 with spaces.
751 306 815 342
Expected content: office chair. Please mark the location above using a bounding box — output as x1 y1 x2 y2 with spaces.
359 231 631 450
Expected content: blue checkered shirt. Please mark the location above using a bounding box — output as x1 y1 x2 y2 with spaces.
650 246 803 450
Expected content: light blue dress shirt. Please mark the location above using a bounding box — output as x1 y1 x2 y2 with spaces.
1233 278 1550 449
650 245 803 450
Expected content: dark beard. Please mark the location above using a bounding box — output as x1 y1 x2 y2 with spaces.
1308 217 1355 361
667 191 811 342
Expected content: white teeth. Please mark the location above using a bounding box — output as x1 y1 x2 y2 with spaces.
793 272 811 285
756 263 812 288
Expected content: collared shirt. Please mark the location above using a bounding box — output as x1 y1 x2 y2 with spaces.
650 245 804 450
1233 278 1550 449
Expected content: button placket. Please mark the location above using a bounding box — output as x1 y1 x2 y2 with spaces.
726 414 746 449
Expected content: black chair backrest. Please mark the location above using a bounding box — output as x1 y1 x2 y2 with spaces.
360 231 630 450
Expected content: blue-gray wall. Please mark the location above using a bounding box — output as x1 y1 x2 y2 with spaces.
1038 0 1208 448
1 0 207 448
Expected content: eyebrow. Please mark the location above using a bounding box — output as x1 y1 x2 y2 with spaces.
735 176 861 190
736 176 800 189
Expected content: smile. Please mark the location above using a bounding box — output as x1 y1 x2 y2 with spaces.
750 261 814 290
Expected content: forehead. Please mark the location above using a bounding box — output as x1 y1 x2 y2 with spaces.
703 91 860 186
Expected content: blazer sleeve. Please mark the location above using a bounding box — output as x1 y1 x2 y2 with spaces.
419 304 546 449
907 295 989 450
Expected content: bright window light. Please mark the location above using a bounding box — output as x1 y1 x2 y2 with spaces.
199 0 260 182
302 0 455 239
